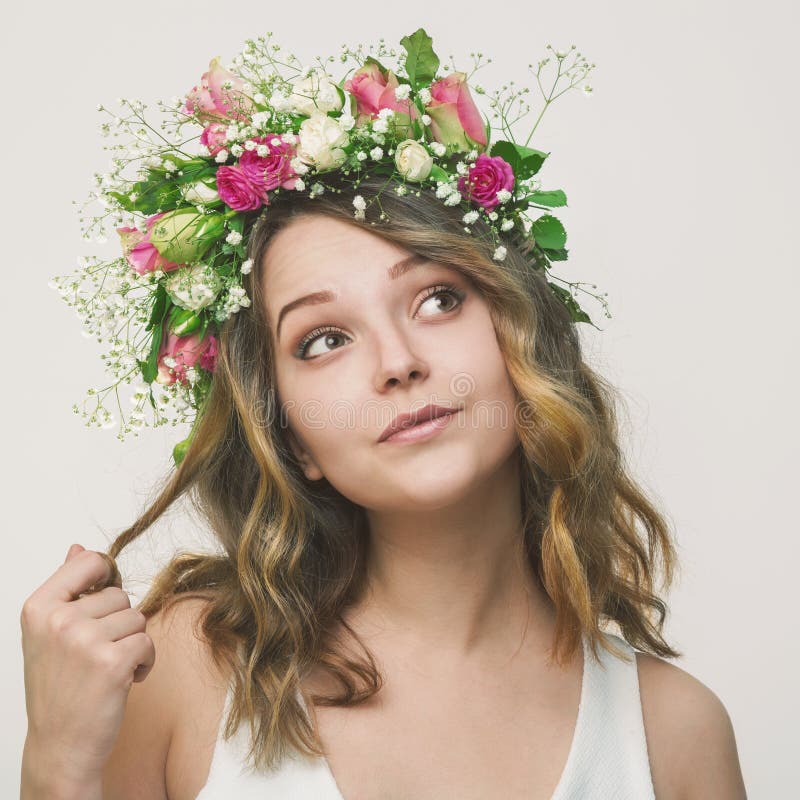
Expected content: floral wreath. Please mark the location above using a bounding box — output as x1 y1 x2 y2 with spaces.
50 28 605 466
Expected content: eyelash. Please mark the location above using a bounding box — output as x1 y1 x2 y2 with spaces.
293 283 467 360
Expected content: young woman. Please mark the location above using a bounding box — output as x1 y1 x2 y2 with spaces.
21 174 747 799
22 26 749 797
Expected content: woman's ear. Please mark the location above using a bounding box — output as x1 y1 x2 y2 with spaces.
285 427 325 482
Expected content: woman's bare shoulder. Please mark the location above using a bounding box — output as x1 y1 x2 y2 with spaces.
636 650 747 800
101 596 229 800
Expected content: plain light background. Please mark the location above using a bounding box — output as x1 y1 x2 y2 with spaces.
4 1 797 796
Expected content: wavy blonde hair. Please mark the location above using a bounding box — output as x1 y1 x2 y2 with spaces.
105 174 682 770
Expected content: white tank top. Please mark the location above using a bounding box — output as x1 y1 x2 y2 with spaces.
195 630 655 799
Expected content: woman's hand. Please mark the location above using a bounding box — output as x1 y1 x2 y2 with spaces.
20 544 156 792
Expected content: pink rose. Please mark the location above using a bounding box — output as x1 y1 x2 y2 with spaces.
155 330 218 386
239 134 299 192
200 122 228 157
198 334 218 373
116 212 183 275
215 165 266 211
183 57 254 124
426 72 487 152
344 63 417 134
457 153 515 210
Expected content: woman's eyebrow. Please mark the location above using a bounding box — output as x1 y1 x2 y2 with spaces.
275 253 430 341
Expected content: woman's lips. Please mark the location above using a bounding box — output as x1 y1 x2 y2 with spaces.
379 409 459 444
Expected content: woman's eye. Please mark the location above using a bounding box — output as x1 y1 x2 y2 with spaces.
295 327 349 359
417 285 465 317
294 284 466 361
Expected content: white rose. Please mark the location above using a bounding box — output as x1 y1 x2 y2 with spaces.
394 139 434 182
297 112 349 171
164 263 224 312
180 181 219 205
288 70 343 116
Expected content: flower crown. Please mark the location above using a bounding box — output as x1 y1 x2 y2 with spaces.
50 28 605 467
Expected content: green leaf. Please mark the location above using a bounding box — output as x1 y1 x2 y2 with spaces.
140 286 170 383
174 164 216 186
227 214 245 235
547 282 592 324
107 191 136 213
490 140 549 180
429 164 450 183
526 189 567 207
541 247 569 261
114 172 184 215
531 214 567 250
140 322 164 383
399 28 440 87
145 284 169 332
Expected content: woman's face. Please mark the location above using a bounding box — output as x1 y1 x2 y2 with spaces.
261 213 521 511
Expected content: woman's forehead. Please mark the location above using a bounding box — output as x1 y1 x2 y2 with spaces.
262 215 411 292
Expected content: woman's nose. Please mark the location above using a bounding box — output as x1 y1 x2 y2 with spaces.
371 326 430 391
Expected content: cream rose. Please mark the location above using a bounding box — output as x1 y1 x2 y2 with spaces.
296 112 349 171
394 139 434 182
288 70 343 116
180 180 220 205
164 263 224 311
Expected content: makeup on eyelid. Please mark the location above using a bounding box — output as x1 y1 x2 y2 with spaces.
291 283 467 360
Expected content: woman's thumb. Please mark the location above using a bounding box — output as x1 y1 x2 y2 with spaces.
64 543 85 563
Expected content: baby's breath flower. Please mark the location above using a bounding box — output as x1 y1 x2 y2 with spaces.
293 177 306 191
230 144 244 157
353 194 366 219
215 149 229 163
462 210 479 224
496 189 512 204
240 259 254 275
290 156 309 174
493 245 507 261
421 114 431 126
369 146 383 160
418 87 432 104
435 182 456 199
269 90 291 112
393 84 411 101
501 218 515 231
226 230 243 246
430 142 447 157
